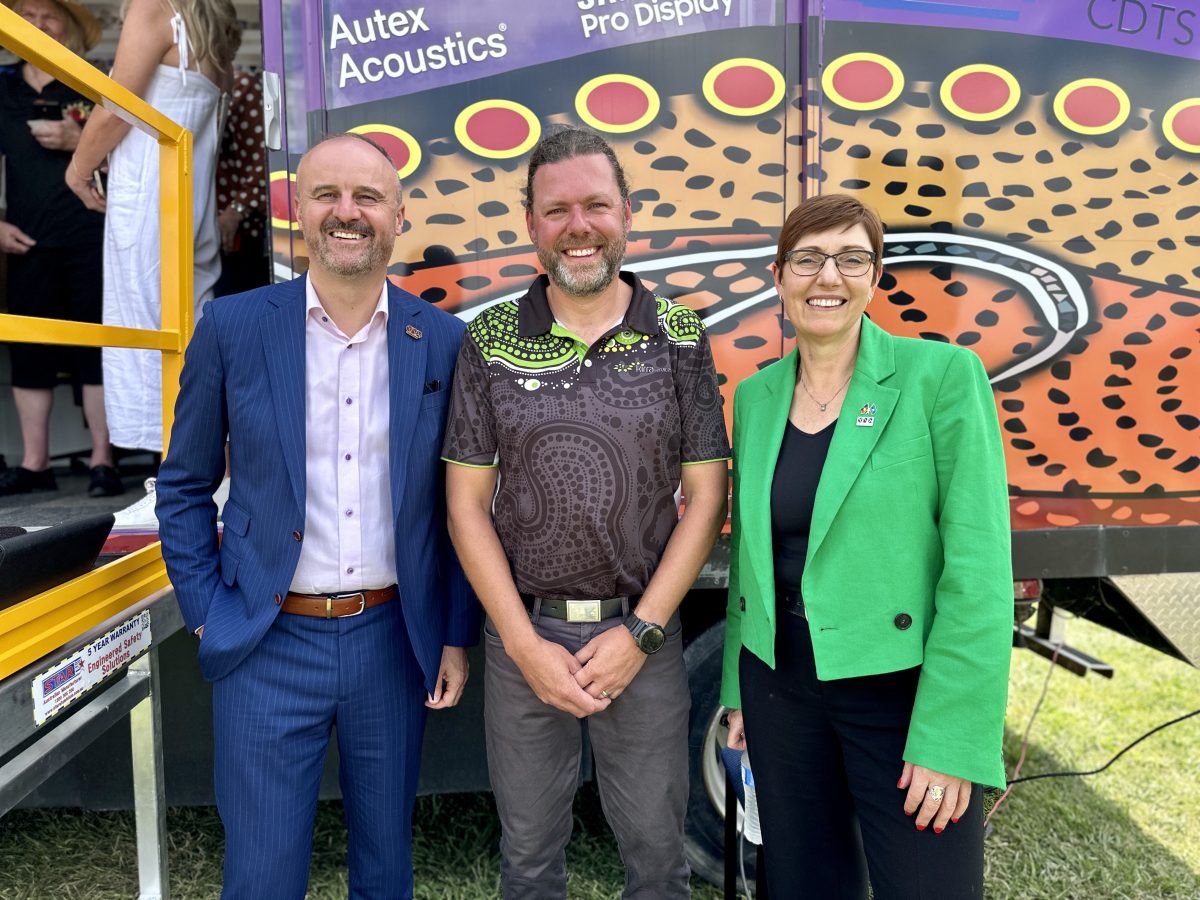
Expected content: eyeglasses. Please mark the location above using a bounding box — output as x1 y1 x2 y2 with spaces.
783 249 876 277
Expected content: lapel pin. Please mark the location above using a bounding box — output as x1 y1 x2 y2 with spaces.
405 324 423 340
856 403 876 427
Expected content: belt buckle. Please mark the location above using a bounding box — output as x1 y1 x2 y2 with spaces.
565 599 601 623
325 591 367 618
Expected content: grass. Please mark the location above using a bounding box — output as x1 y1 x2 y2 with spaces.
1 618 1197 898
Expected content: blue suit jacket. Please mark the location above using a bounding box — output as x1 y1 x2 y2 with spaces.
156 275 479 686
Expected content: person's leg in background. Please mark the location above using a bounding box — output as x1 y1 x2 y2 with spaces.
1 249 60 495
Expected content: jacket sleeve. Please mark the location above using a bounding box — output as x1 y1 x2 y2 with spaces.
720 385 745 709
155 311 229 634
904 348 1013 789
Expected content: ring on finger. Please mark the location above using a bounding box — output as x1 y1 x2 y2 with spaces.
927 784 945 804
600 690 610 699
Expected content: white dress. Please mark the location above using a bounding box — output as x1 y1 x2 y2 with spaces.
103 49 225 452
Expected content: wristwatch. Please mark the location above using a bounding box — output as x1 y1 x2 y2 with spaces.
624 613 666 654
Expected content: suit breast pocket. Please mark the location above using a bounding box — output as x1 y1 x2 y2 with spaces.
420 390 449 412
871 432 932 471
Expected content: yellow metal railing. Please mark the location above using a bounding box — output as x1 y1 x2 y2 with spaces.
0 8 192 680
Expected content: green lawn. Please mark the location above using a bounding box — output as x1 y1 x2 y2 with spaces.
1 618 1197 898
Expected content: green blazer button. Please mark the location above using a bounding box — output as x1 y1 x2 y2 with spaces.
894 613 912 630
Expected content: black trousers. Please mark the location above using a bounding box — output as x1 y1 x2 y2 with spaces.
740 609 984 899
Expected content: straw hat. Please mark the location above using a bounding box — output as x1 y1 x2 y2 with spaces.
6 0 103 53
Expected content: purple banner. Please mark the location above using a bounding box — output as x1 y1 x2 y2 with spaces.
324 0 777 109
827 0 1200 61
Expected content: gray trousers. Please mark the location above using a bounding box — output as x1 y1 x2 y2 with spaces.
484 606 691 899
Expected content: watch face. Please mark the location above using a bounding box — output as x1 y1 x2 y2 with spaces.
639 625 666 654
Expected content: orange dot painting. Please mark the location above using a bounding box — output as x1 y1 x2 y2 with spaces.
269 170 297 231
1053 78 1130 135
940 64 1020 121
348 124 422 179
1163 98 1200 153
455 100 541 158
703 58 785 116
576 75 660 133
822 53 904 111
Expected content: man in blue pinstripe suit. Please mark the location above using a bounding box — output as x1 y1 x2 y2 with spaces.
156 133 479 899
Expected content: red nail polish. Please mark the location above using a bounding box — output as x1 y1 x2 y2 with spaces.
952 816 960 824
905 809 913 817
934 826 943 834
896 779 904 788
916 823 926 832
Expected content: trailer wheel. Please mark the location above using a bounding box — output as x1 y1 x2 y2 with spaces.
684 622 759 889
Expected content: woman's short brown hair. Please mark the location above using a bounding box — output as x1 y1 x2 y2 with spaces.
775 194 885 275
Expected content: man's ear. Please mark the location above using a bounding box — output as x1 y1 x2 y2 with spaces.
525 208 537 245
394 203 406 237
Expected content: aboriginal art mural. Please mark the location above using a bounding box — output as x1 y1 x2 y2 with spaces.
265 0 1198 534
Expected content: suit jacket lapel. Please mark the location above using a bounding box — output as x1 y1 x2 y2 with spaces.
262 275 308 513
739 349 797 620
387 283 427 521
808 317 899 562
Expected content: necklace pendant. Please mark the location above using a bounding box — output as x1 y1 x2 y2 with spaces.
819 402 827 412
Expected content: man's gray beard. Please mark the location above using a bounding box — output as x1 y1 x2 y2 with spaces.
307 225 392 277
539 236 626 297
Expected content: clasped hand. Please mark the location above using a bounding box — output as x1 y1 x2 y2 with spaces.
514 626 646 718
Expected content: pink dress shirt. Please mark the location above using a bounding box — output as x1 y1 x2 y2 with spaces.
289 278 396 593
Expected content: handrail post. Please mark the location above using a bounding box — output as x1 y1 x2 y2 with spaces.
129 648 169 899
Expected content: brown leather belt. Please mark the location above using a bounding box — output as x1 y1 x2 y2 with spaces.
282 586 397 618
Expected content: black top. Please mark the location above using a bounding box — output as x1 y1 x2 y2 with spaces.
0 65 104 248
771 419 835 594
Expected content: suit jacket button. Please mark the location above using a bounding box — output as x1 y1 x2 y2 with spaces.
894 613 912 630
739 596 746 612
292 530 302 541
274 593 282 605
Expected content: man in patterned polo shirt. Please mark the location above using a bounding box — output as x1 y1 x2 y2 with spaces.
443 126 730 898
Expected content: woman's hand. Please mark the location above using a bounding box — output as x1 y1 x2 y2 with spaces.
65 157 106 212
28 116 81 151
725 708 746 751
897 761 971 833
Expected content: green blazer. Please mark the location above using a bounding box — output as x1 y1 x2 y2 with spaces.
721 317 1012 788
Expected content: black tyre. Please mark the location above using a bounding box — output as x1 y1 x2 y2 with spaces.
684 622 760 890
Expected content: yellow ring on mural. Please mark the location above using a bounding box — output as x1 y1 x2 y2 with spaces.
939 64 1020 122
455 99 541 159
1162 97 1200 153
349 123 423 180
702 58 785 117
270 169 298 232
1053 78 1130 135
822 53 904 111
575 74 660 133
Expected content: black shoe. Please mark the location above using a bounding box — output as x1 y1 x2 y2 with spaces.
88 465 125 497
0 466 58 496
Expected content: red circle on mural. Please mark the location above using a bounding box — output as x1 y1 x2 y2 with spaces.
1172 103 1200 145
585 81 650 126
1063 85 1121 128
950 71 1011 116
355 130 410 170
713 65 776 110
270 177 293 223
465 107 531 154
831 59 894 106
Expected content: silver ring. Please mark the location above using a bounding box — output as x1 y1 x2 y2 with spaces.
600 690 610 699
927 784 945 804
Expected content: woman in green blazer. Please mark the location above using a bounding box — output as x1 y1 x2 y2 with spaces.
722 194 1012 898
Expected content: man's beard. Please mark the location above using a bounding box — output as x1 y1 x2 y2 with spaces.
308 218 391 277
538 232 626 297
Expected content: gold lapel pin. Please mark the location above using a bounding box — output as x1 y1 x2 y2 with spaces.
405 324 423 340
